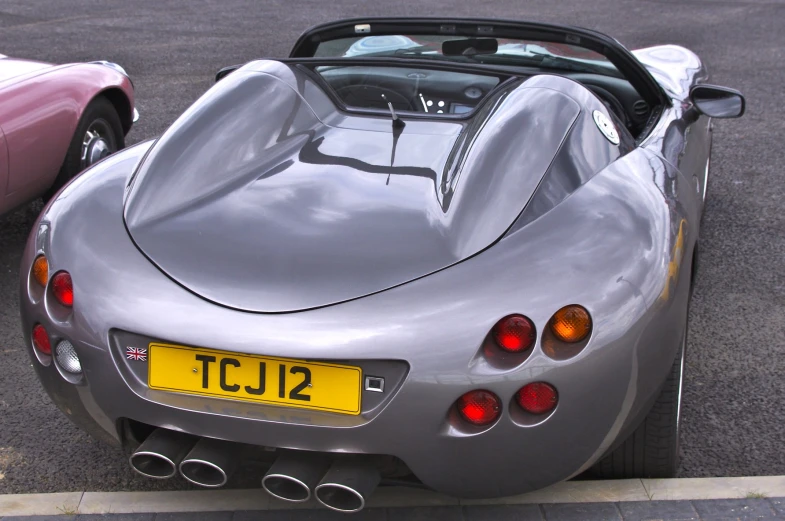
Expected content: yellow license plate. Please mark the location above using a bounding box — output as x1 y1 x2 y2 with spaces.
147 344 362 415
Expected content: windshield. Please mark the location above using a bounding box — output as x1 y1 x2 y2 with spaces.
313 35 621 77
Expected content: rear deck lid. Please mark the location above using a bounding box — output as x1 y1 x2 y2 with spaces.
124 60 580 312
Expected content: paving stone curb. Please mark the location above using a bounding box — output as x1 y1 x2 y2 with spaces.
0 477 783 518
1 499 784 520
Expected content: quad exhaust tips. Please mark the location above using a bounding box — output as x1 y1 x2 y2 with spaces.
179 437 242 488
262 452 331 502
130 430 382 510
315 459 381 513
129 429 197 479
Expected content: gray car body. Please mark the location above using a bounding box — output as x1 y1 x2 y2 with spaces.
21 21 711 497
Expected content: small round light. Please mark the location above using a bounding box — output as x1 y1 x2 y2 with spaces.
32 255 49 287
549 305 591 343
516 382 558 415
492 315 535 353
52 271 73 307
32 324 51 355
55 340 82 374
456 390 501 426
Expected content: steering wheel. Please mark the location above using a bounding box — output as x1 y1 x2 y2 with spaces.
335 85 416 112
588 85 631 131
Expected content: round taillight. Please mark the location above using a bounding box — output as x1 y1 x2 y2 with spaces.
516 382 558 415
32 255 49 287
32 324 51 355
456 390 501 426
56 340 82 374
52 271 73 307
549 305 591 343
492 315 535 353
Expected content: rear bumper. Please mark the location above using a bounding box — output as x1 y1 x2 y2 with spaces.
23 299 678 498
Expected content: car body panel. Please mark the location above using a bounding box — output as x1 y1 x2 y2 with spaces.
633 45 706 101
123 62 612 312
20 19 729 499
634 45 713 207
0 59 135 215
0 127 7 199
0 55 52 83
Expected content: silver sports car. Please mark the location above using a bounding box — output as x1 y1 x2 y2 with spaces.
20 18 744 512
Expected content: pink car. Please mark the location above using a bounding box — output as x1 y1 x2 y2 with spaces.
0 53 137 216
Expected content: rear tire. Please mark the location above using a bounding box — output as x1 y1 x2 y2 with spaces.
45 96 124 200
590 331 685 479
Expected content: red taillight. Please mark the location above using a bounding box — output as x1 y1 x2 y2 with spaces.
492 315 535 353
32 324 51 355
457 390 501 426
516 382 558 415
52 271 73 307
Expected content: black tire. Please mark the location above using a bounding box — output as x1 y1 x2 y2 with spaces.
45 96 124 200
590 331 685 479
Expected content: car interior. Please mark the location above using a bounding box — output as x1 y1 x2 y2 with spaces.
213 32 658 139
296 34 655 138
305 62 650 137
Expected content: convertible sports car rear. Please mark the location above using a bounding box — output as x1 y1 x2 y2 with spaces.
19 18 744 511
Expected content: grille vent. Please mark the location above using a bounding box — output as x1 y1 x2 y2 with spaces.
633 100 650 118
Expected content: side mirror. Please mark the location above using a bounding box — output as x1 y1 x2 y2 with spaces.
689 85 745 118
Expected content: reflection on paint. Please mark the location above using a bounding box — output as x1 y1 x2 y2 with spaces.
660 218 687 302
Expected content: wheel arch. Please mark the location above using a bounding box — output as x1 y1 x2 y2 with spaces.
97 87 133 135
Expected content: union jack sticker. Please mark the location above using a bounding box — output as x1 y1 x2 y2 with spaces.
126 346 147 362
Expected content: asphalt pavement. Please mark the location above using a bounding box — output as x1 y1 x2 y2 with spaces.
0 0 783 495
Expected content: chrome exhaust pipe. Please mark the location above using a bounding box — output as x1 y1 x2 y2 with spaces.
179 437 242 488
129 429 197 479
314 459 381 513
261 452 331 502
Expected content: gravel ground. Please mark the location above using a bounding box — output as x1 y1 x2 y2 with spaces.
0 0 783 494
